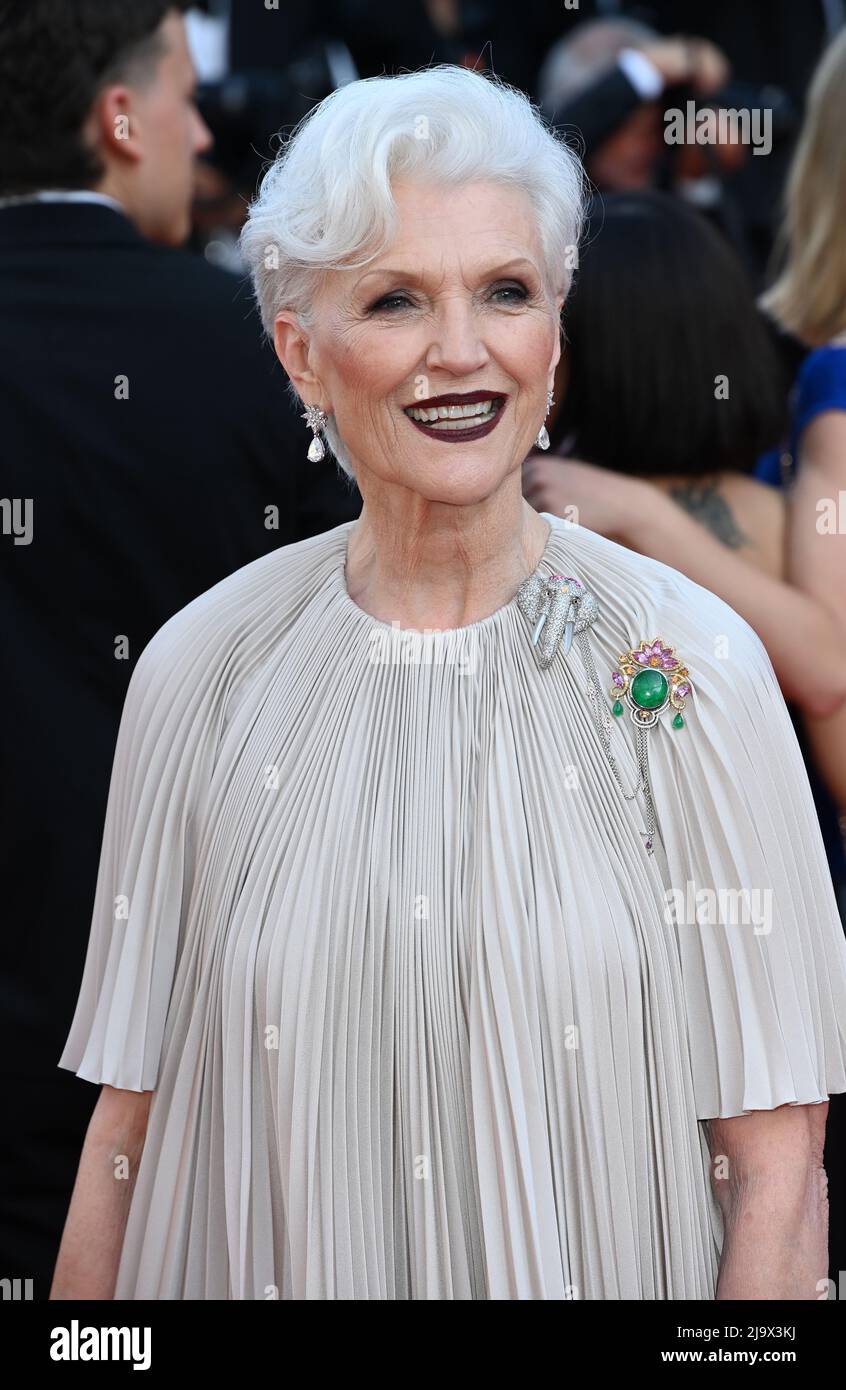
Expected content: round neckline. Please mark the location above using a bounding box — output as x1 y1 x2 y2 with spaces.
332 512 564 638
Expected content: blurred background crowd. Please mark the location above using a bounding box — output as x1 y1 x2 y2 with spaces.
2 0 846 1298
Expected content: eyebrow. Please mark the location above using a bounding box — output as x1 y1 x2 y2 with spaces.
355 257 540 289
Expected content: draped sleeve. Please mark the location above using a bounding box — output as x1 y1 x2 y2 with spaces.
57 604 222 1092
643 583 846 1120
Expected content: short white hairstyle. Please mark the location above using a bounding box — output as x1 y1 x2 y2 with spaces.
240 64 588 478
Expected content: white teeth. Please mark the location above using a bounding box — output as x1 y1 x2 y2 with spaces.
405 398 499 425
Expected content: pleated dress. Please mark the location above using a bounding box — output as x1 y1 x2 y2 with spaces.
58 511 846 1299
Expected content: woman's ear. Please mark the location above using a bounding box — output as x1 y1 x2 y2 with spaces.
556 339 570 390
551 313 565 375
273 312 324 401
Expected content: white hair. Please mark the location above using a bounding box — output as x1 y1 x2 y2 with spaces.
240 64 588 478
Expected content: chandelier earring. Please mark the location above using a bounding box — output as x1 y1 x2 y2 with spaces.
534 385 555 451
302 403 329 462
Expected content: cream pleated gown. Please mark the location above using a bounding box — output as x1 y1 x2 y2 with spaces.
59 511 846 1299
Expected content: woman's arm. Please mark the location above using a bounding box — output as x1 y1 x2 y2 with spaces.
801 702 846 816
523 456 846 718
785 413 846 811
50 1084 153 1300
623 485 846 717
785 413 846 634
706 1102 829 1300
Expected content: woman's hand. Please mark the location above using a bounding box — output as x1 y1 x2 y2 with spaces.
641 35 731 95
522 452 644 541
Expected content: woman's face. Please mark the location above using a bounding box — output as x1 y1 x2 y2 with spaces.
282 178 564 508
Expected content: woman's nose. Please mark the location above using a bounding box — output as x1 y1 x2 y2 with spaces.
425 300 489 376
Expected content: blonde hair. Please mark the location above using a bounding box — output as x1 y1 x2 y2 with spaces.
761 29 846 345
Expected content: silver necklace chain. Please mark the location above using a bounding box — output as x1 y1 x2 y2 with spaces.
576 628 657 850
517 560 659 853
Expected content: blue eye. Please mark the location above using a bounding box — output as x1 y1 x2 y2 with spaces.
367 282 529 314
492 283 529 303
369 293 412 313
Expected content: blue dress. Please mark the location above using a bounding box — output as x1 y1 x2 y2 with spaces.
755 343 846 895
756 343 846 483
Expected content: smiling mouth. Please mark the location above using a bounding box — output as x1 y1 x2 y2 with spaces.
403 395 507 440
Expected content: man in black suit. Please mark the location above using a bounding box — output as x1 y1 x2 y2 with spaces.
0 0 359 1300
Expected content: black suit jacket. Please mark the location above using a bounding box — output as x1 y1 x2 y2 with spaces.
0 198 362 1294
0 199 359 1077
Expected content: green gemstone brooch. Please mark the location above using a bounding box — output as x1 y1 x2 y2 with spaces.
611 637 692 728
608 637 693 853
515 566 693 858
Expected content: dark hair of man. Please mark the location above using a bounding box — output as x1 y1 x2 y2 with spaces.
0 0 190 195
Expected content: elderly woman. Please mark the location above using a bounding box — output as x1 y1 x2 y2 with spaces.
52 65 846 1301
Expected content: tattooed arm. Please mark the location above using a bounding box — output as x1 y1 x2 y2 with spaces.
668 480 751 549
522 454 846 717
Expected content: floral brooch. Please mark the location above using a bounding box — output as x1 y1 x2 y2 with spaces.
604 637 693 855
611 637 692 730
516 577 694 858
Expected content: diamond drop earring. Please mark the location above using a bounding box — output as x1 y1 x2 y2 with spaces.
302 403 328 461
534 385 555 451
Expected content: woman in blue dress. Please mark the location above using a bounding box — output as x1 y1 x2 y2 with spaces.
757 27 846 1275
757 28 846 909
